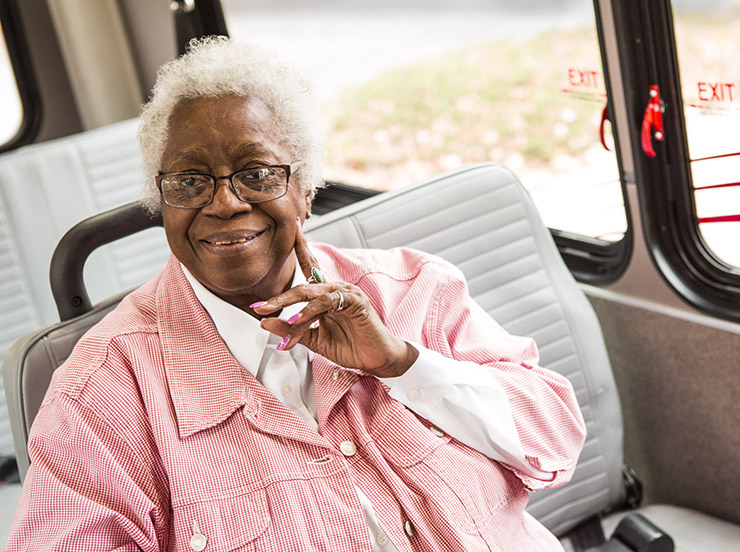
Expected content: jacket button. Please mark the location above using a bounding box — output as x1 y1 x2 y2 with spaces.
428 425 445 437
340 440 356 456
190 533 206 551
190 521 207 551
404 520 416 537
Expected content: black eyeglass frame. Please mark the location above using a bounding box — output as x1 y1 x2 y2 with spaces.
155 164 294 209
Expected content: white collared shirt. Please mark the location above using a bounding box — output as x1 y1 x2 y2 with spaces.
182 262 551 551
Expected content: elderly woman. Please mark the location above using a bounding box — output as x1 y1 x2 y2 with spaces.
7 37 585 551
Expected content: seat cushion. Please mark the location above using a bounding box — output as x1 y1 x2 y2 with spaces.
602 504 740 552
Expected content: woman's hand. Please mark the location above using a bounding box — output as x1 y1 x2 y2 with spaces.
253 219 418 378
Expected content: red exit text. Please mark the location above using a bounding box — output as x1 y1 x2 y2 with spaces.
697 82 735 102
568 68 601 88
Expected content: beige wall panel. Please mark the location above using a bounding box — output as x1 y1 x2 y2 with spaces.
588 292 740 525
47 0 141 129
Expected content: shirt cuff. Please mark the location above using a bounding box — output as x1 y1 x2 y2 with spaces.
379 343 555 481
378 343 448 410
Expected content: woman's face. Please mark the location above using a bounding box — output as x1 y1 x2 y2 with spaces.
160 95 311 310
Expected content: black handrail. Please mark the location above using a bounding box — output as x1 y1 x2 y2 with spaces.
50 202 163 321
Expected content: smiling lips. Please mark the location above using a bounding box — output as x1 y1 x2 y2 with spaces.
201 229 265 252
210 236 253 245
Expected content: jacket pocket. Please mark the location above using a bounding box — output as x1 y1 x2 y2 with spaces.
170 488 270 551
371 405 523 536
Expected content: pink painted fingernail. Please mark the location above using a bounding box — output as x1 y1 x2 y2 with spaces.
309 319 320 329
259 318 266 329
277 335 290 350
287 313 301 325
250 301 267 308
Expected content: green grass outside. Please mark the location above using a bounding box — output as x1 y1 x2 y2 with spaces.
324 25 606 188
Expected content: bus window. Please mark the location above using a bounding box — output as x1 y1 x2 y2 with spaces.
0 20 22 146
674 0 740 268
221 0 626 243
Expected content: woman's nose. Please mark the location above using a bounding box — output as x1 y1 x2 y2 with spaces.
202 178 252 218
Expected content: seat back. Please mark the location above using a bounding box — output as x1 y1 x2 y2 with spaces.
306 164 626 535
3 295 126 480
0 119 170 457
3 163 625 535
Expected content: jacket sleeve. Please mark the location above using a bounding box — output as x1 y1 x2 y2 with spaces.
395 256 586 491
5 391 169 551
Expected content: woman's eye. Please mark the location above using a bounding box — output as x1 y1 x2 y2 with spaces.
249 168 271 179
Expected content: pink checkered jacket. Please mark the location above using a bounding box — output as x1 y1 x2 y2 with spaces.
7 244 585 551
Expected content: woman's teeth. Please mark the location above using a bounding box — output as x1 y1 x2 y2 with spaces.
213 237 251 245
210 232 261 245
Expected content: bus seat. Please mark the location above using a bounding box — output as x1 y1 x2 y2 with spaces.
0 119 171 458
5 163 740 550
0 118 169 327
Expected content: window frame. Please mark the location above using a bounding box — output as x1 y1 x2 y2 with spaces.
0 0 41 153
551 0 633 285
609 0 740 321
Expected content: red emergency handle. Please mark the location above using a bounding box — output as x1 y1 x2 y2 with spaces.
641 85 664 157
600 103 611 151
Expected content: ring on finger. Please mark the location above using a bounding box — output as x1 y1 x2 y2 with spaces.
307 266 325 284
328 291 345 315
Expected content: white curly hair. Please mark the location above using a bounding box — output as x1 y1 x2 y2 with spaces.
138 36 326 213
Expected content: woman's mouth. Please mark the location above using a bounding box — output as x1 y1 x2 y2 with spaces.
210 236 253 245
201 229 266 254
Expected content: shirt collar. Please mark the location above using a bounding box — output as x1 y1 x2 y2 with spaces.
180 260 308 379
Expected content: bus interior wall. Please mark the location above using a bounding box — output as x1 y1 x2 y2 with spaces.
0 0 739 545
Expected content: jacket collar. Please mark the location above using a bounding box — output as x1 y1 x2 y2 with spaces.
156 256 253 439
153 252 368 440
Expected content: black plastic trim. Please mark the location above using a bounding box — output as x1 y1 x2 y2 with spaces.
611 0 740 321
0 0 41 153
312 181 380 216
553 230 630 285
173 0 229 56
50 203 163 321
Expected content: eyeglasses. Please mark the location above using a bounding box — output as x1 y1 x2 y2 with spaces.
156 164 294 209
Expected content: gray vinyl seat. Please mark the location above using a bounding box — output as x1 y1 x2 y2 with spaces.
0 119 169 460
4 163 740 550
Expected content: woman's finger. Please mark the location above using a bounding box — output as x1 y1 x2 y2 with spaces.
287 290 348 326
258 288 352 351
259 309 325 353
251 282 337 315
259 314 319 350
294 217 323 283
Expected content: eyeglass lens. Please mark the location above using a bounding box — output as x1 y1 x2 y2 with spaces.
160 167 288 208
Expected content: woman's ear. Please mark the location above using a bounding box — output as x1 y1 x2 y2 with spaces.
303 188 314 220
